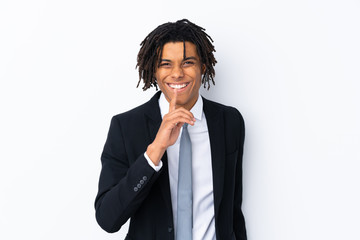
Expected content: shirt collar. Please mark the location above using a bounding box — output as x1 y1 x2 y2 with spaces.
159 92 203 120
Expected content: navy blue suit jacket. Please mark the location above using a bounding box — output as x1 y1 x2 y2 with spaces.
95 91 247 239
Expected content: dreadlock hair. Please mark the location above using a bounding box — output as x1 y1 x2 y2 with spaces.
136 19 217 91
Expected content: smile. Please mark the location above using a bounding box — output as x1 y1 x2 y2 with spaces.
167 83 189 89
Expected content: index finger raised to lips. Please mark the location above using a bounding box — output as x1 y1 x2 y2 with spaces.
169 89 177 113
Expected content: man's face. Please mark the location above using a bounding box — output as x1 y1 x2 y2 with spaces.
155 41 204 110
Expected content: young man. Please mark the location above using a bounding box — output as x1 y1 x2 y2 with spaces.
95 19 247 240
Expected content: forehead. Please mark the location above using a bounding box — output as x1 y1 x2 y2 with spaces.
161 41 199 59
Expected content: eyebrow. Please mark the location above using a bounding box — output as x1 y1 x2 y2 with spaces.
184 56 197 61
160 56 198 62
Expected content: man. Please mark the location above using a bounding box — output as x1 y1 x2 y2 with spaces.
95 19 247 240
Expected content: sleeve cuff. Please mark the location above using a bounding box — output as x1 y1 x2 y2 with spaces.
144 152 163 172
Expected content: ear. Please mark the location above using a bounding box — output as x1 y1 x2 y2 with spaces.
202 64 206 74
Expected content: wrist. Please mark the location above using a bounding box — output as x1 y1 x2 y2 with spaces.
146 143 166 166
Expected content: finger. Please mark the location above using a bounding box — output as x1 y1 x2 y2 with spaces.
165 110 194 122
169 90 177 112
166 107 196 122
166 116 195 126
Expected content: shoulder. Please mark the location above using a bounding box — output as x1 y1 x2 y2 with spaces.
203 97 245 127
113 101 149 120
203 97 245 147
112 92 161 124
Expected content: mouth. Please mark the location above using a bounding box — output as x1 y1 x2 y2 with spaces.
167 82 190 90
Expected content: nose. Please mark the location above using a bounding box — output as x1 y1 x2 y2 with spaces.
171 65 184 80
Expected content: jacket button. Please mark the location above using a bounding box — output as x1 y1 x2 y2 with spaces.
143 176 147 181
134 187 138 192
168 227 173 232
137 184 141 188
140 180 144 184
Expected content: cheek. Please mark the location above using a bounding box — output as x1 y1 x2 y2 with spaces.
194 79 201 91
155 70 170 82
193 71 202 86
156 81 167 92
154 72 164 86
155 72 169 93
154 71 160 81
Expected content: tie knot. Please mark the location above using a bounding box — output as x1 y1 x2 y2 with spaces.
183 123 188 129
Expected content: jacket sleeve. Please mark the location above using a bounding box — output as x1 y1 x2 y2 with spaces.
233 109 247 240
94 116 161 233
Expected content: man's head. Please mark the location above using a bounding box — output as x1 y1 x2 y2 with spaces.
136 19 217 92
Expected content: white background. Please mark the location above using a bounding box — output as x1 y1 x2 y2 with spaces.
1 0 359 239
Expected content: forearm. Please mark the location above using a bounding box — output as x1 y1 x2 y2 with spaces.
95 154 160 233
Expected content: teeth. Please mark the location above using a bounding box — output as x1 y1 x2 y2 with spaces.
169 83 188 89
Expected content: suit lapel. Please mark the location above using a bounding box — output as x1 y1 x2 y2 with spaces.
143 91 162 143
143 91 174 223
203 97 226 221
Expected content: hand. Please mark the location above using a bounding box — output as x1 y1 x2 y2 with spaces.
146 91 195 165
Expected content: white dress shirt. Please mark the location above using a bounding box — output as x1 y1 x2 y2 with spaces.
145 93 216 240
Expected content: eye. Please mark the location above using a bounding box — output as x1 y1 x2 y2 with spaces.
183 61 195 66
159 62 171 67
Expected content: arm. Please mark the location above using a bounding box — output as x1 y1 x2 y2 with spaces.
94 116 161 233
95 93 196 233
233 110 247 240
